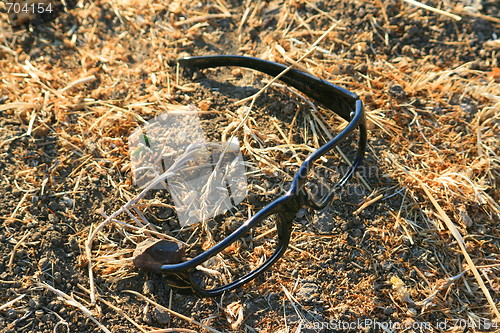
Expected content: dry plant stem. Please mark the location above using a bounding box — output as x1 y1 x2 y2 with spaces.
457 9 500 24
281 284 322 322
9 192 29 221
417 180 500 322
237 4 252 41
403 0 462 21
22 60 66 99
173 13 231 27
113 218 187 243
221 24 338 184
354 193 383 215
8 231 31 273
281 284 306 323
0 294 26 311
60 75 97 93
39 282 112 333
279 84 372 191
123 290 223 333
26 109 37 136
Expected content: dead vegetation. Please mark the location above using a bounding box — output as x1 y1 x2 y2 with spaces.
0 0 499 332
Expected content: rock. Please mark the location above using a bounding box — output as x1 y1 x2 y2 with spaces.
60 196 73 207
388 84 407 99
381 260 393 271
384 306 395 315
313 208 337 233
153 307 170 324
142 312 153 325
6 309 18 320
38 257 50 269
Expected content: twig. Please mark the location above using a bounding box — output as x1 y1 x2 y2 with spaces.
354 193 383 215
174 13 231 27
26 109 37 136
235 23 338 106
60 75 97 93
9 192 29 222
281 284 307 323
8 231 31 273
0 294 26 311
402 0 462 21
39 282 112 333
456 9 500 24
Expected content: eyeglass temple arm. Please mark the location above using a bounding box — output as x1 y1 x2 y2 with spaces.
178 55 358 122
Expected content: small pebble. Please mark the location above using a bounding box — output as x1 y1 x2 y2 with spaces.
153 307 170 324
352 228 363 238
142 312 153 325
6 309 18 320
38 257 50 269
48 214 59 223
388 84 406 99
408 307 418 317
381 260 393 271
384 306 394 315
61 196 73 207
295 209 307 219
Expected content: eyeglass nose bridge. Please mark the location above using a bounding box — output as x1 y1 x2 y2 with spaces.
291 165 338 211
300 162 361 211
301 187 335 211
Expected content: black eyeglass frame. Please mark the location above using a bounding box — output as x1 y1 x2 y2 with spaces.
159 55 367 297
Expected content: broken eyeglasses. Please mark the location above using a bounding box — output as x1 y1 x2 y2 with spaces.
133 55 367 297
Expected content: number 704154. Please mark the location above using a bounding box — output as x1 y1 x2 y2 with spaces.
4 1 53 14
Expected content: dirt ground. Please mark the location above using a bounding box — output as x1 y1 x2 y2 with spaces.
0 0 499 332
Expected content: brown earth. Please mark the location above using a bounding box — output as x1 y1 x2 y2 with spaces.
0 0 499 332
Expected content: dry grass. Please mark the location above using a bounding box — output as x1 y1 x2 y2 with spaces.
0 0 499 332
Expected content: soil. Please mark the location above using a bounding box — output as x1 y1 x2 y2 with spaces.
0 0 499 332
